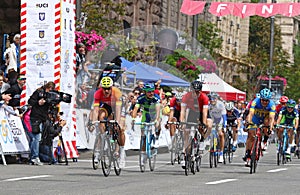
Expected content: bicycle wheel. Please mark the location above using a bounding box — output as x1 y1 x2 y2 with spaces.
196 155 201 172
277 142 282 166
112 143 121 176
177 132 184 165
209 150 213 168
139 135 146 173
149 147 157 172
250 138 257 174
214 152 218 168
190 140 196 175
184 154 190 176
170 134 177 165
101 137 112 177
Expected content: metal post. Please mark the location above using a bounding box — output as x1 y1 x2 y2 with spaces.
269 0 276 89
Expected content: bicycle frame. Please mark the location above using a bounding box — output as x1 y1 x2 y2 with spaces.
134 122 157 172
209 125 219 168
224 125 234 164
277 124 292 165
249 124 268 174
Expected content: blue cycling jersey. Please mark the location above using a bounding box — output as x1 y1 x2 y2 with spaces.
250 97 276 125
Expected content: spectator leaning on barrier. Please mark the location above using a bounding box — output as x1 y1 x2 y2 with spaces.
28 81 56 166
3 74 26 108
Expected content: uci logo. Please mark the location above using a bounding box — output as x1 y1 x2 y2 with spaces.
36 3 48 8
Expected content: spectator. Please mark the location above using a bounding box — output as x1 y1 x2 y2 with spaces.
3 74 26 108
76 61 91 87
28 81 56 165
0 74 10 93
3 34 20 74
76 82 89 109
39 112 66 164
133 80 144 94
76 43 86 73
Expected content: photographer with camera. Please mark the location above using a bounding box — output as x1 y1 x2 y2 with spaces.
28 81 56 165
40 111 66 164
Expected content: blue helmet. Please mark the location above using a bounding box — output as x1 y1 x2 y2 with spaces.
287 99 296 108
143 83 154 92
260 88 272 99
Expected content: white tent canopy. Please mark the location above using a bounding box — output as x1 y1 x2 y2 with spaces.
198 73 246 101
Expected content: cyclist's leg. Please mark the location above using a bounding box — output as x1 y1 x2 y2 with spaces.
217 124 225 163
118 115 126 168
243 128 255 162
287 127 294 155
232 125 238 149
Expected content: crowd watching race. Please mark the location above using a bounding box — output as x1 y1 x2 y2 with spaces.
1 40 300 177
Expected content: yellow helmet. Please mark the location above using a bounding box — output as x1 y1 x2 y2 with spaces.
100 76 113 88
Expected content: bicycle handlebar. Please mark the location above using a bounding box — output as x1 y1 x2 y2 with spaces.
92 120 118 124
277 124 294 129
134 122 156 126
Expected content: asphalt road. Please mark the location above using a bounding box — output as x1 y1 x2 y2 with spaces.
1 143 300 195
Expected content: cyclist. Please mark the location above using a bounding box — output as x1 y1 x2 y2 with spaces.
243 88 275 166
180 81 213 166
225 101 241 152
92 76 126 168
295 102 300 154
166 90 184 150
209 93 227 163
131 83 161 165
276 99 299 157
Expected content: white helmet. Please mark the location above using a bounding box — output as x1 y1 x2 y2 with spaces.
225 102 234 111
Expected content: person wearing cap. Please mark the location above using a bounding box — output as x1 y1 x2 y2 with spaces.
4 34 20 74
3 74 26 108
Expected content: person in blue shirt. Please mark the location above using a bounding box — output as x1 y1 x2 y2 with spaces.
243 88 276 166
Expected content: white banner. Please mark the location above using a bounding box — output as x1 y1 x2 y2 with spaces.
0 107 30 154
24 0 58 98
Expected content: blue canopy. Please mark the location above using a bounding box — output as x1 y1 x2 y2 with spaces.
123 61 190 87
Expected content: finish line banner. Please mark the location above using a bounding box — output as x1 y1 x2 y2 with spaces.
180 0 300 18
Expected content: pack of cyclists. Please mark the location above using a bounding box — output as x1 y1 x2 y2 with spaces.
91 75 300 172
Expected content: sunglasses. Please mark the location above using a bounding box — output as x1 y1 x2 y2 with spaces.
261 98 269 102
18 78 26 81
134 92 140 95
146 90 154 93
103 87 111 91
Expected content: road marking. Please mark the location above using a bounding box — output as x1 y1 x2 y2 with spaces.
2 175 52 182
206 179 237 185
267 168 287 173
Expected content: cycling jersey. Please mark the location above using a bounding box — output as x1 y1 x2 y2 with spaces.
169 96 181 121
135 94 160 122
278 107 299 126
93 87 122 114
209 100 226 125
181 91 209 112
226 108 240 126
250 97 276 125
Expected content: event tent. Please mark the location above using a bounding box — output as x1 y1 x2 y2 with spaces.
199 73 246 101
121 59 190 87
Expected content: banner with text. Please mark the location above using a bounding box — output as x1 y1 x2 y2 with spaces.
181 0 300 18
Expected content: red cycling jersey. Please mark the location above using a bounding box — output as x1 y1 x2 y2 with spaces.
169 96 181 111
181 91 209 112
93 87 122 107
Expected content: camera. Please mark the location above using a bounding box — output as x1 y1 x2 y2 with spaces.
39 90 72 105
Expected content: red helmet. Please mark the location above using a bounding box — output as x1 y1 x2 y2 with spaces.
280 96 289 103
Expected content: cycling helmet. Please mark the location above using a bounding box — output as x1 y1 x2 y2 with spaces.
165 92 172 97
287 99 296 108
100 76 113 88
143 83 155 92
208 92 219 101
256 93 261 98
259 88 272 99
191 80 203 91
279 96 289 103
175 92 184 100
225 102 234 111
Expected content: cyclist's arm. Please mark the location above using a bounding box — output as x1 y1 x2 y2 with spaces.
169 108 174 122
247 108 254 124
115 100 122 124
294 113 299 130
202 106 208 126
132 103 140 119
180 103 187 123
269 112 275 131
155 103 161 122
276 113 283 125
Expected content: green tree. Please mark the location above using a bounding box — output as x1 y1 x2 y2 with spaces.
79 0 125 37
239 16 290 98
